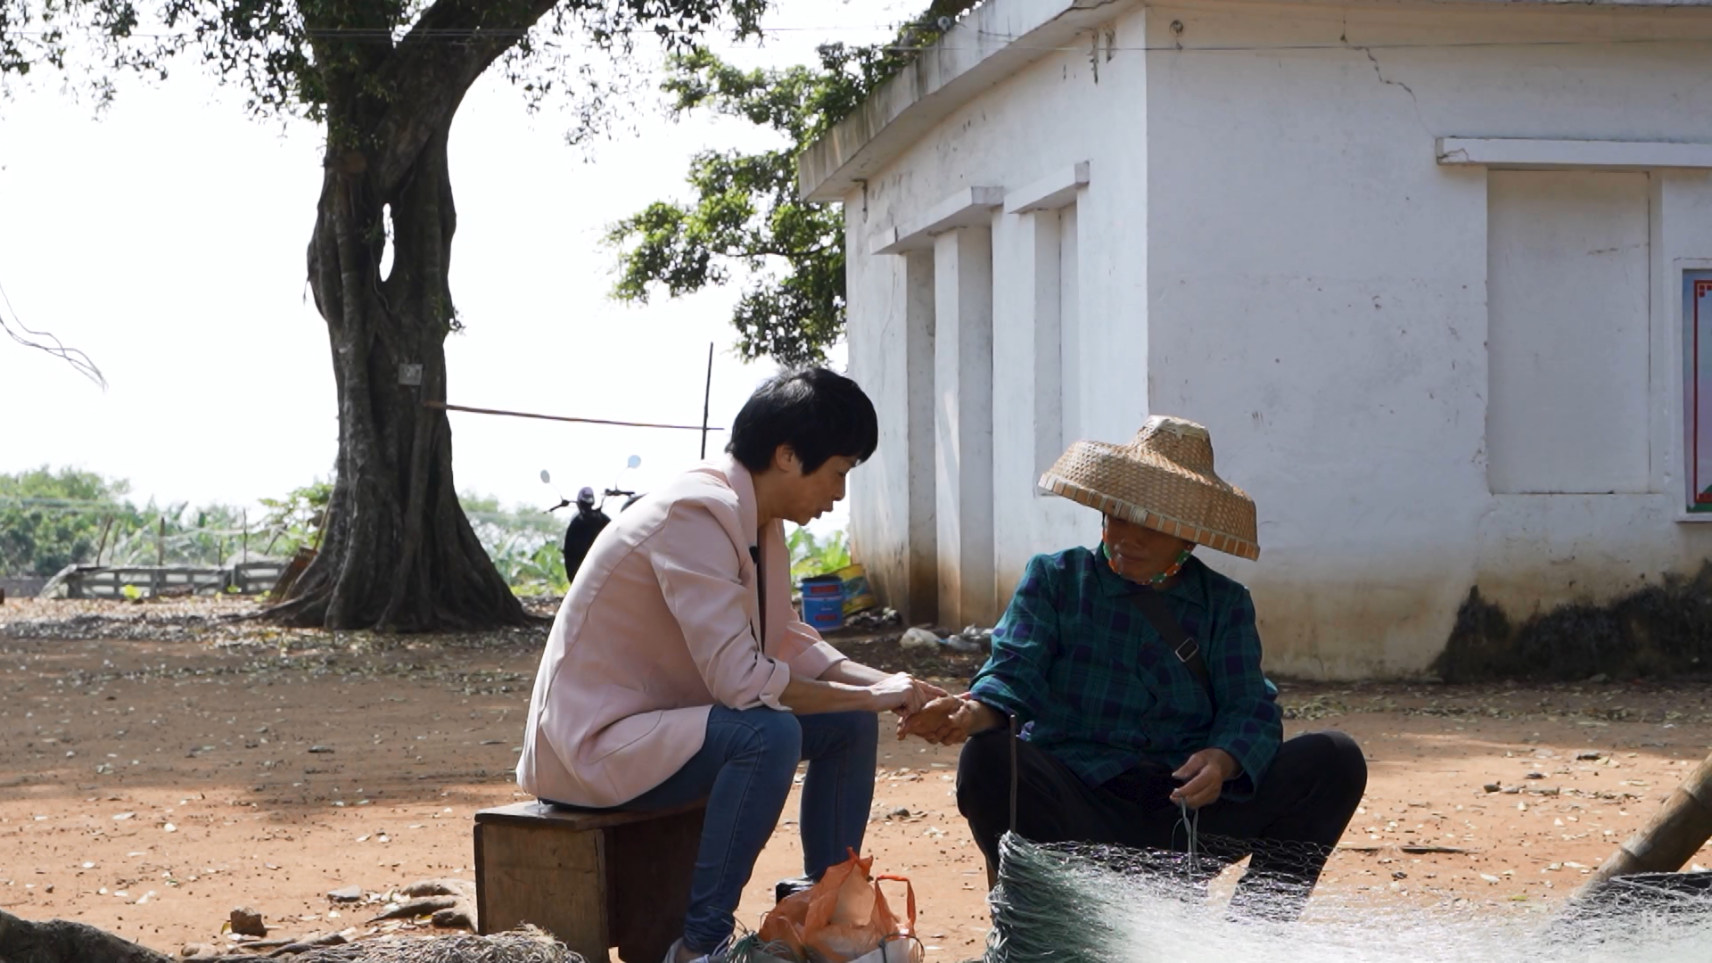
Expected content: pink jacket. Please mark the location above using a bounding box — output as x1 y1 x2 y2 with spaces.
516 457 847 808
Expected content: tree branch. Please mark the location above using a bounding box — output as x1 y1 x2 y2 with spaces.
370 0 560 194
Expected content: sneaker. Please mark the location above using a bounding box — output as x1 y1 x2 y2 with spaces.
662 938 729 963
774 875 817 903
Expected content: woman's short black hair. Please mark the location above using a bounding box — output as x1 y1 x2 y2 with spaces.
727 367 879 474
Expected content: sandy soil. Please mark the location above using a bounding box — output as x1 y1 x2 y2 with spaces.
3 597 1712 960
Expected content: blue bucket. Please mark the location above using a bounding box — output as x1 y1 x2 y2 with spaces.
799 575 846 631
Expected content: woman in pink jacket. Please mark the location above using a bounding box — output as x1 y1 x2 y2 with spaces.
517 368 941 963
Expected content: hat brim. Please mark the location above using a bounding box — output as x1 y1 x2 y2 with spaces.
1039 439 1260 560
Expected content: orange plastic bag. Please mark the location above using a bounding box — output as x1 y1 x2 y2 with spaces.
757 850 920 963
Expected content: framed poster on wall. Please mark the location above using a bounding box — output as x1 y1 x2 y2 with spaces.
1689 270 1712 512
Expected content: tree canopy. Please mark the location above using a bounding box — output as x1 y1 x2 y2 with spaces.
1 0 768 122
605 0 979 366
0 467 138 576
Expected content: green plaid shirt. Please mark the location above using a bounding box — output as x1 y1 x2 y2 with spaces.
969 546 1282 801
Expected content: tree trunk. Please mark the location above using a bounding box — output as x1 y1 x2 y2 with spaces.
274 110 526 632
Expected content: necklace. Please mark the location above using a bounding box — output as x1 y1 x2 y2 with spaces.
1103 543 1192 586
1146 548 1193 586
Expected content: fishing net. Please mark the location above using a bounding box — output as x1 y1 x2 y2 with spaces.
984 831 1712 963
229 928 575 963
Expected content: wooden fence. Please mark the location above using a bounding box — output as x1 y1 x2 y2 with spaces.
0 576 49 599
42 562 288 600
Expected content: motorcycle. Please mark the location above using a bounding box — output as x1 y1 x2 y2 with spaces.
543 456 644 587
540 454 645 517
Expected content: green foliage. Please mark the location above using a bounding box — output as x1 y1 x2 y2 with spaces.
606 3 977 365
787 526 850 584
461 491 569 595
0 467 276 575
257 479 333 556
0 465 575 592
1 0 773 131
0 467 143 576
92 499 267 568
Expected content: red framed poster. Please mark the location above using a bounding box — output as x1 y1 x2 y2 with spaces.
1690 273 1712 511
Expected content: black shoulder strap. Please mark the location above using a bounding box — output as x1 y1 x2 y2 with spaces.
1127 590 1215 705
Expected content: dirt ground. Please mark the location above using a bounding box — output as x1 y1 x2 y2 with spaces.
4 597 1712 960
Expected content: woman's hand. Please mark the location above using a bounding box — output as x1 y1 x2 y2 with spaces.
913 677 951 705
865 672 932 715
1170 747 1239 809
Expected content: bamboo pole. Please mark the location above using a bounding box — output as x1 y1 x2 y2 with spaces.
700 341 715 459
1574 748 1712 898
93 515 114 567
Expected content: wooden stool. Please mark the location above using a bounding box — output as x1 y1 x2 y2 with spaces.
475 800 706 963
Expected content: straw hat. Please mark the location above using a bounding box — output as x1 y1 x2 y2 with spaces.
1039 416 1260 560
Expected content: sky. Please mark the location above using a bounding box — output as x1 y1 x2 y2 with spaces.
0 0 915 534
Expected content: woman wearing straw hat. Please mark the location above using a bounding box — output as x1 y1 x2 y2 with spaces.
900 416 1367 920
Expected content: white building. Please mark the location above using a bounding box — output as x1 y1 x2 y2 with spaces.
799 0 1712 679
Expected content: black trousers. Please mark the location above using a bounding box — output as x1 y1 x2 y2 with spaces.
956 729 1367 920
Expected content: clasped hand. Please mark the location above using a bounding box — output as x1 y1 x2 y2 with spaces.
890 697 1240 811
866 672 946 718
894 695 983 745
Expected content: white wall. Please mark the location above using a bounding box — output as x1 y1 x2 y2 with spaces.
844 0 1712 672
843 215 917 618
1142 0 1712 676
1486 170 1651 496
933 227 998 625
845 2 1155 625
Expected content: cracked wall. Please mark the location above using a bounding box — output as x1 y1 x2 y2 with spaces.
840 0 1712 676
1139 0 1712 677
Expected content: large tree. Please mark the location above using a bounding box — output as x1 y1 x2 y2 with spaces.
1 0 764 630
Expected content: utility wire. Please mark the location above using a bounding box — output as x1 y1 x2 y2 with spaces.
427 400 723 432
0 497 558 530
0 497 137 509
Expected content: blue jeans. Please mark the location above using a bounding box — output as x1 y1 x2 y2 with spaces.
625 707 878 954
